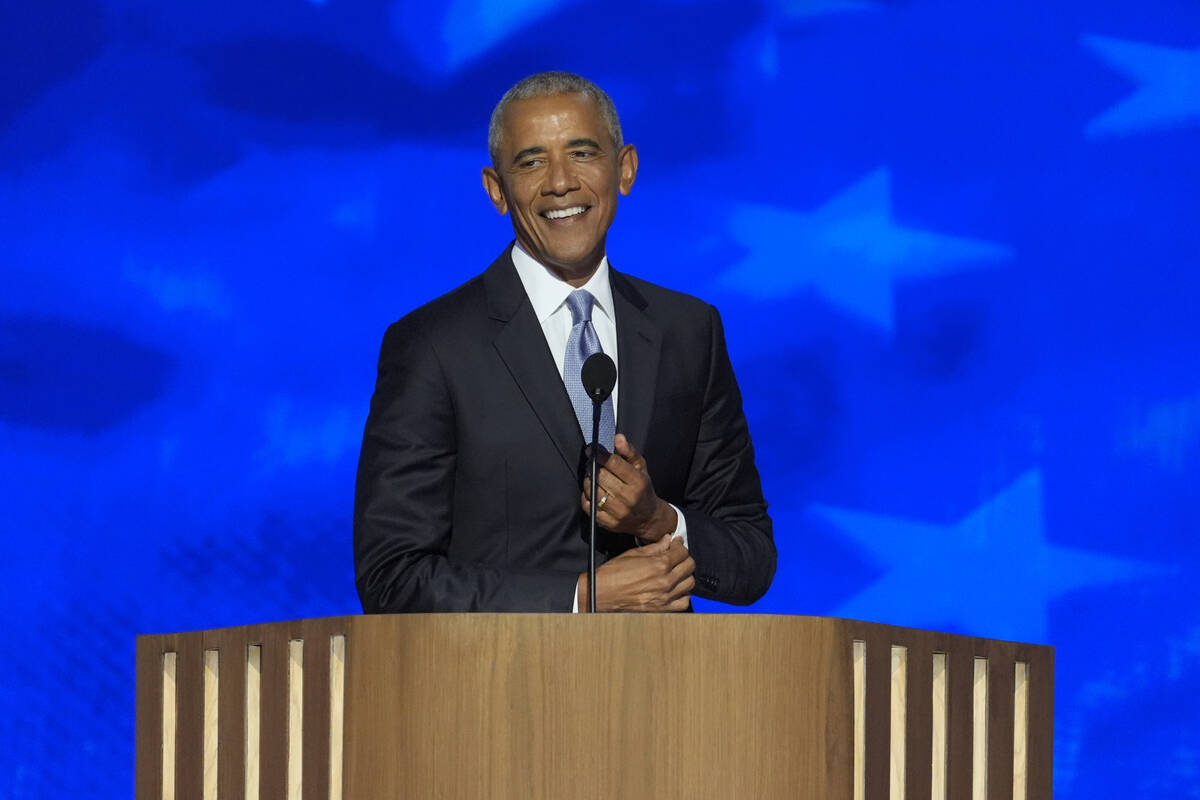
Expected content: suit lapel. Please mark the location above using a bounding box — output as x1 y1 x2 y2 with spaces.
610 267 662 451
486 249 584 477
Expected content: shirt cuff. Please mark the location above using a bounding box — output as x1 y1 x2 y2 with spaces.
668 502 689 548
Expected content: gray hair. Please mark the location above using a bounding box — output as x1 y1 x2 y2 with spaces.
488 71 624 166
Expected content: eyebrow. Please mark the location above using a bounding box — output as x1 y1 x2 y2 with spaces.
509 138 604 166
510 146 546 165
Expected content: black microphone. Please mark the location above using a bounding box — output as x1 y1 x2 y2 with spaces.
581 352 616 404
581 352 615 612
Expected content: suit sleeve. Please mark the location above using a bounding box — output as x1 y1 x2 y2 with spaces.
679 306 776 605
353 320 580 612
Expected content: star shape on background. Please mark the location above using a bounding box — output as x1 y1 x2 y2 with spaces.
393 0 580 74
749 0 881 77
809 470 1167 643
1082 34 1200 137
718 168 1012 334
1122 388 1200 473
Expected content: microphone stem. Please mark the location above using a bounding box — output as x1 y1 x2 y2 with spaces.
588 400 601 613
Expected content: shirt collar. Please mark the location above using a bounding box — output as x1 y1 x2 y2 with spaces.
509 242 615 325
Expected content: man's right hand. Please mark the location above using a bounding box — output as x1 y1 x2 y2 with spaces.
576 536 695 612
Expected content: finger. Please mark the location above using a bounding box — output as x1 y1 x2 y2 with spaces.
642 534 672 554
667 552 696 584
666 592 692 612
615 434 647 472
614 433 635 459
585 475 624 515
663 538 691 568
595 469 646 517
667 574 696 602
597 455 644 489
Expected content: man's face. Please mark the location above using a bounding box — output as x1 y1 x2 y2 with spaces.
482 92 637 284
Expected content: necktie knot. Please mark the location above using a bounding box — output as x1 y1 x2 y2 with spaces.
566 289 594 325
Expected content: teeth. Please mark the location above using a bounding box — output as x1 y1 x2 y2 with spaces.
543 206 587 220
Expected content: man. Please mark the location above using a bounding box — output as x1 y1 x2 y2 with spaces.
354 72 774 612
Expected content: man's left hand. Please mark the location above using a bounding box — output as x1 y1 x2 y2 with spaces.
581 433 678 541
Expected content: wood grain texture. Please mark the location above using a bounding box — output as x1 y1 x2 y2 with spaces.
329 634 346 800
987 649 1016 800
852 640 866 800
200 627 247 800
135 615 1053 800
173 634 203 800
947 647 976 800
257 624 290 800
930 652 948 800
300 620 338 800
904 645 933 800
344 614 844 800
135 636 164 800
202 650 219 800
1024 644 1055 800
1013 661 1029 800
861 630 891 800
889 646 907 800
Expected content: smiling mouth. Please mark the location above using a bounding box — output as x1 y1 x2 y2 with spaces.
541 205 589 220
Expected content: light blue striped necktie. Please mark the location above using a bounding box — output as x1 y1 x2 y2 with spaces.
563 289 615 450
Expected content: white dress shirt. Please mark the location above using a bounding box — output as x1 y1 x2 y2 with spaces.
509 245 688 611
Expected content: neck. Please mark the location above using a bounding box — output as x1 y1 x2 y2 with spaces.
514 241 605 287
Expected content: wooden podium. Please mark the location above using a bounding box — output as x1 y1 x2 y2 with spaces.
136 614 1053 799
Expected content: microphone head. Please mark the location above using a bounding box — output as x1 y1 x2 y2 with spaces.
581 353 617 403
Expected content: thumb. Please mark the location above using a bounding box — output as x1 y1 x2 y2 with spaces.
614 433 638 460
645 535 671 554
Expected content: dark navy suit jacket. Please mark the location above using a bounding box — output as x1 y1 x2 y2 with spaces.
353 246 775 612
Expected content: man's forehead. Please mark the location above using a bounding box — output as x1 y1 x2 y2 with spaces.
501 93 608 143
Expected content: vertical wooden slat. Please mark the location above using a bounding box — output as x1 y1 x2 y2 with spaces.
987 650 1015 800
853 640 866 800
175 635 205 800
930 653 948 800
946 648 974 800
136 637 165 800
972 657 988 800
1025 648 1055 800
162 651 178 800
903 644 932 800
864 632 891 799
1013 662 1029 800
303 623 332 800
329 634 346 800
205 627 246 800
202 650 219 800
258 628 289 800
889 646 907 800
245 644 262 800
287 639 304 800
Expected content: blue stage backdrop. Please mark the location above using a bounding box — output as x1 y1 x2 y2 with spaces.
2 0 1198 796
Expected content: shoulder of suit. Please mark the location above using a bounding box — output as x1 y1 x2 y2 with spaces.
384 269 490 337
612 269 716 320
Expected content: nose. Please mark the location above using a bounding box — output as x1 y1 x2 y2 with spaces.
542 154 578 196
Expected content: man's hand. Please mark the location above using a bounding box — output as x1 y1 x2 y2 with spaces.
576 535 695 612
581 433 678 541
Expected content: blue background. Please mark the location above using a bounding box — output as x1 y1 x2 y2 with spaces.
2 0 1198 795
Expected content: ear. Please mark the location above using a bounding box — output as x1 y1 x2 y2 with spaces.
616 144 638 196
481 167 508 215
